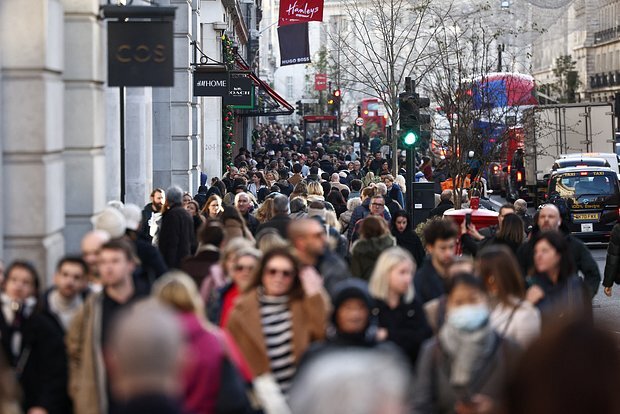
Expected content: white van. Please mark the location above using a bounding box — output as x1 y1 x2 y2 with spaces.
561 153 620 177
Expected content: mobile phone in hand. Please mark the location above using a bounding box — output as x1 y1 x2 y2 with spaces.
465 213 472 227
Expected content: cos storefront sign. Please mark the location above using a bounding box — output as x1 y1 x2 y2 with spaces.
108 21 174 87
194 72 255 109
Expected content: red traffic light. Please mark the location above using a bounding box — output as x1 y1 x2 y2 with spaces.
333 89 341 97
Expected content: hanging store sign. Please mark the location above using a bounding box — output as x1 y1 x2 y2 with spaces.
278 23 311 66
224 75 255 108
193 71 229 96
107 21 174 87
193 71 254 108
278 0 324 26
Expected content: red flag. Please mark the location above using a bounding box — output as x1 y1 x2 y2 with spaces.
279 0 324 26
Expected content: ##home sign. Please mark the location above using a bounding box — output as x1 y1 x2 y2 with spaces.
278 0 324 26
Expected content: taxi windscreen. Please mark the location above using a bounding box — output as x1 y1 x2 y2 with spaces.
549 171 618 202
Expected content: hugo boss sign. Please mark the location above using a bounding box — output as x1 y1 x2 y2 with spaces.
108 21 174 87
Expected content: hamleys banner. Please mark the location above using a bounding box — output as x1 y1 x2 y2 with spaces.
278 0 324 26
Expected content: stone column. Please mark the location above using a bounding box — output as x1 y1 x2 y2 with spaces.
0 0 66 280
190 0 202 188
153 0 195 193
62 0 106 254
125 87 154 206
201 22 223 181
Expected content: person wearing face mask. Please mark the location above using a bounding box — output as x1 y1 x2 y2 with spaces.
369 247 432 367
412 273 520 414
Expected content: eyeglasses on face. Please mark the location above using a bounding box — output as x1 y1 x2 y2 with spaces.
234 264 255 272
264 267 294 278
371 203 385 208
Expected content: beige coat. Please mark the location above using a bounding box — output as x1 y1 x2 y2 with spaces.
66 292 107 414
226 289 327 377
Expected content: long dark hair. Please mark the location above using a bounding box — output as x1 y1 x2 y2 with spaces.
4 260 40 298
252 171 269 187
476 245 525 305
390 210 411 234
496 213 525 246
532 231 575 282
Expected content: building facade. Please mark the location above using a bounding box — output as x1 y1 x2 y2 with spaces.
531 0 620 103
0 0 261 282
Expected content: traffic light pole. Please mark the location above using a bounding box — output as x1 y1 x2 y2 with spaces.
406 148 415 218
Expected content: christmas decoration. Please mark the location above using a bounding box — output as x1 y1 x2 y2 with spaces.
222 105 235 168
221 35 236 169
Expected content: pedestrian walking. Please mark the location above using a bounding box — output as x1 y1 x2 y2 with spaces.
368 247 432 367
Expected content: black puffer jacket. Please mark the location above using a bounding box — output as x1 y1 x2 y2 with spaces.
517 227 601 298
603 222 620 288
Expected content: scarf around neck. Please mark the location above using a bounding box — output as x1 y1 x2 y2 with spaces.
438 322 496 388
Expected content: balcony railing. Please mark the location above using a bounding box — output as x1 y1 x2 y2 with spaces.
594 26 620 44
590 71 620 88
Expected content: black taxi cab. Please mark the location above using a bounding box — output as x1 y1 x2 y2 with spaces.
546 166 620 241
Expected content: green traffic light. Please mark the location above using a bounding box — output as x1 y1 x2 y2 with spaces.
403 131 418 146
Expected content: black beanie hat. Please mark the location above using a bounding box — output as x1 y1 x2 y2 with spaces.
330 279 374 325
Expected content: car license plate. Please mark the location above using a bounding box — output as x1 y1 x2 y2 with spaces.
573 213 600 221
581 223 594 232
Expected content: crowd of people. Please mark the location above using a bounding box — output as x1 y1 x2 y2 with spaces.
0 122 619 414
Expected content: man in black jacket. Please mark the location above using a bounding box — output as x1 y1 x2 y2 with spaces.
517 204 601 298
140 188 165 243
428 190 454 218
289 218 351 295
414 219 458 304
158 186 196 269
234 192 260 236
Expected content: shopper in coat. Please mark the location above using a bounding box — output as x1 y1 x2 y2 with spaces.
368 247 432 367
226 248 328 396
153 272 254 414
158 186 196 269
516 204 600 298
390 209 425 267
1 261 72 414
412 273 520 414
603 221 620 297
525 231 591 328
476 245 541 347
350 215 396 280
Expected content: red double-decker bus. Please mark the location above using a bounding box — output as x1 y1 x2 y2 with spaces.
359 98 387 135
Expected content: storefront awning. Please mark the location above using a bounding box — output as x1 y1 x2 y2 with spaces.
233 51 294 117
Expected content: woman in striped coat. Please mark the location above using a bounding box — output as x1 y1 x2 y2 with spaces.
226 248 328 395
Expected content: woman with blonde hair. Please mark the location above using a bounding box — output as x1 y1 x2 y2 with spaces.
153 271 254 414
254 197 274 224
289 181 308 201
200 237 254 321
369 246 432 366
306 181 325 202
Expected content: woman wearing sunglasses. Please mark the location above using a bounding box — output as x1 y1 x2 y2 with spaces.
226 248 328 398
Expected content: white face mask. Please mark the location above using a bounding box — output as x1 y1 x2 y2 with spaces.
447 304 490 332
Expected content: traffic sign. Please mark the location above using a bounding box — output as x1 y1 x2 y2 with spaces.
355 117 364 126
